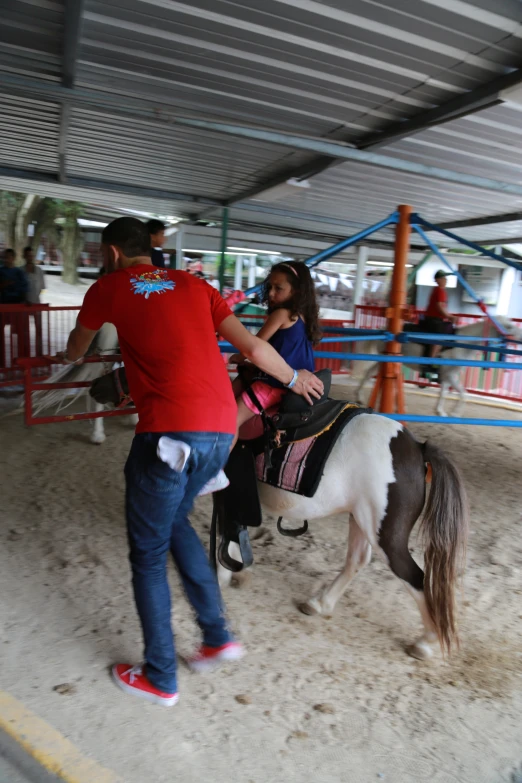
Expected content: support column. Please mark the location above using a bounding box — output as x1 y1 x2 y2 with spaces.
353 244 368 307
247 254 256 288
174 225 184 269
375 204 412 414
234 254 243 290
218 207 229 292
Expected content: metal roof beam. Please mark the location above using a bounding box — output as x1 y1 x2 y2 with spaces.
356 68 522 151
221 70 522 205
436 211 522 230
0 166 224 207
59 0 86 184
4 74 522 198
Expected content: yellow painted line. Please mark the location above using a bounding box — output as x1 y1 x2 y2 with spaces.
0 691 122 783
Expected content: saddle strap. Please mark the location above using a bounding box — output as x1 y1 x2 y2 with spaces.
114 366 132 408
245 385 276 468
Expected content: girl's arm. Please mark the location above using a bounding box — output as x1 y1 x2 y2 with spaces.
230 309 289 363
219 314 323 405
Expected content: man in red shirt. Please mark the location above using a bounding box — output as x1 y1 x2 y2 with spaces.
61 217 323 707
423 269 457 369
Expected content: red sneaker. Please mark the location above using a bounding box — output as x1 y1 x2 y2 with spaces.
186 642 245 673
112 664 179 707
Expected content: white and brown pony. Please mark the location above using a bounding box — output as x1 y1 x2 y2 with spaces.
33 323 469 661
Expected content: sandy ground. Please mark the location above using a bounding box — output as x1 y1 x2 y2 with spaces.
0 381 521 783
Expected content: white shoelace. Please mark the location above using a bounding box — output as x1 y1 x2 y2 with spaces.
123 665 143 684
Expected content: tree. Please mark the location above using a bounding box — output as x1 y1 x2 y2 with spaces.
58 201 84 285
0 191 61 263
0 191 84 285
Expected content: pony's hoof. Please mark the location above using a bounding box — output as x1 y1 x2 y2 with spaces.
231 570 251 589
298 600 320 616
407 641 434 661
90 434 106 445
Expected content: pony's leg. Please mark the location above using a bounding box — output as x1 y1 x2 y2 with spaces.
377 444 438 659
299 517 371 618
89 399 106 445
127 413 139 427
217 542 242 589
435 373 450 416
377 534 438 659
451 372 467 417
355 362 378 404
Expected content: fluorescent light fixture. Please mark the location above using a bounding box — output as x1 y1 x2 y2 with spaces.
78 218 109 228
367 261 413 268
183 248 281 255
228 247 281 255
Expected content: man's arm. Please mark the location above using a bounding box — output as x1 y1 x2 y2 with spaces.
229 309 287 364
436 301 457 322
218 314 323 404
63 319 98 363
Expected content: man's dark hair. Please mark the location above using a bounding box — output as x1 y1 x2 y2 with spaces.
102 217 151 258
4 248 15 257
146 219 166 235
23 246 32 256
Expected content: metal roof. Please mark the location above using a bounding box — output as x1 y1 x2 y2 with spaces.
1 0 522 248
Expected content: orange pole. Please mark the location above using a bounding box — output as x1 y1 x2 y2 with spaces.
379 204 412 413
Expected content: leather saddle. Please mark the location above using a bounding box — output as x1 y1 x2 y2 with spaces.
246 369 346 464
211 369 363 573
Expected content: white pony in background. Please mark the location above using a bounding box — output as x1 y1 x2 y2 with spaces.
28 323 137 442
354 317 521 416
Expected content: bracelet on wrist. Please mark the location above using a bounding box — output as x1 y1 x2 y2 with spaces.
285 369 298 389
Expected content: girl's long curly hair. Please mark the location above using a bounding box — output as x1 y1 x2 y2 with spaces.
261 261 322 345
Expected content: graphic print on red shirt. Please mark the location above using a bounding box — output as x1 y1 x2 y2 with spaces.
425 285 448 319
78 265 236 434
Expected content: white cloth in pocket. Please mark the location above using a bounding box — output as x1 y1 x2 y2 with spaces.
157 437 191 472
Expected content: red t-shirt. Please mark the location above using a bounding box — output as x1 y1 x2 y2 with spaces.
425 285 447 319
78 265 236 435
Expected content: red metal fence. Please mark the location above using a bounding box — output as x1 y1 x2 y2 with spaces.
0 305 79 387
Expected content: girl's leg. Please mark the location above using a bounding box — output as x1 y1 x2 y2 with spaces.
232 376 244 398
232 397 256 450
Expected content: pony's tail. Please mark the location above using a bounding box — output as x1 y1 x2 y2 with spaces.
420 441 469 654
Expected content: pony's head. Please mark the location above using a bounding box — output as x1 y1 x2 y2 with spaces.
494 315 522 342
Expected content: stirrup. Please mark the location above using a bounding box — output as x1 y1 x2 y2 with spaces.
218 529 253 572
277 517 308 537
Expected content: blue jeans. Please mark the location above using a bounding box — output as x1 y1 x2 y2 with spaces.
124 431 233 693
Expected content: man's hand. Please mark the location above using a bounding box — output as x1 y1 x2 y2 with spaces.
46 351 84 365
292 370 324 405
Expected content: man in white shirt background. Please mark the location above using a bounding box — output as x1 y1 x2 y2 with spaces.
23 246 45 354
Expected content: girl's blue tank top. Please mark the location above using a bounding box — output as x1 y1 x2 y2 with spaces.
262 316 315 388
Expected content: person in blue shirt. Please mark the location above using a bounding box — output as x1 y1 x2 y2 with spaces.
0 249 28 303
230 261 321 445
146 219 166 268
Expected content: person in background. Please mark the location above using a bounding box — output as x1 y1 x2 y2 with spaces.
422 269 458 373
0 249 29 366
0 249 28 304
23 247 45 304
23 246 45 354
146 219 166 268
